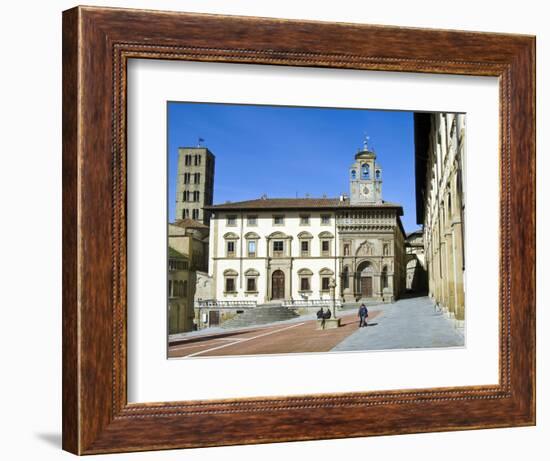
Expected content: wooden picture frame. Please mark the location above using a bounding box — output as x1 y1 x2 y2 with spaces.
62 5 535 455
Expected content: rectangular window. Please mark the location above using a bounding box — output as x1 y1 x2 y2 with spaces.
321 214 331 225
273 240 284 256
192 209 199 220
227 241 235 257
300 214 310 225
247 215 257 226
248 240 256 257
300 277 310 291
321 240 330 256
226 215 237 226
301 240 309 256
273 215 284 225
321 277 330 291
246 278 257 292
225 278 235 293
194 172 201 184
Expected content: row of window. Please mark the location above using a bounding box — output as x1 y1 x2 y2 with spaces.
226 214 332 227
182 172 201 184
225 238 332 258
168 259 189 271
184 154 202 166
223 269 334 294
168 279 188 298
182 190 200 202
182 209 200 220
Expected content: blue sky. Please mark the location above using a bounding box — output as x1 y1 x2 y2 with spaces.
168 102 419 232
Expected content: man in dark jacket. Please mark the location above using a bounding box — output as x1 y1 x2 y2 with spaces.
358 304 368 328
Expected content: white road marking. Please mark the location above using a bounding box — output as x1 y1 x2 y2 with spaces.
169 343 211 351
186 322 306 357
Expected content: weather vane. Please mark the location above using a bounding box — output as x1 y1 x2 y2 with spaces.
363 134 370 151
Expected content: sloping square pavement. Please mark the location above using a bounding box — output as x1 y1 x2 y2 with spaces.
331 296 464 352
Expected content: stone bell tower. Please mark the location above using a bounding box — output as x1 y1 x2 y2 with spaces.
349 137 383 205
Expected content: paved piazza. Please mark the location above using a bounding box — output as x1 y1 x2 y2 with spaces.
168 296 464 358
332 296 464 352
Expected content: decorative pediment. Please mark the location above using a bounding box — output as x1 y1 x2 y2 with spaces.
245 268 260 276
318 231 334 239
297 231 313 239
319 267 334 276
223 232 240 240
223 269 238 276
244 231 260 239
297 268 313 276
356 240 375 256
268 231 290 239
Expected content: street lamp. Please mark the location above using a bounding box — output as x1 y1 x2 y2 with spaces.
329 277 337 319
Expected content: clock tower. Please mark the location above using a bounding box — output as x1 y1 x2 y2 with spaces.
349 137 383 205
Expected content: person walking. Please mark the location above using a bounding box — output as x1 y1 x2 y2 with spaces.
358 303 368 328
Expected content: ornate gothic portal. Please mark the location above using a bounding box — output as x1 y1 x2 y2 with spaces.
359 261 374 297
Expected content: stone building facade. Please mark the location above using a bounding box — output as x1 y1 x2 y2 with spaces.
415 112 466 324
405 230 428 294
168 218 210 332
206 147 406 305
167 247 194 334
175 147 215 225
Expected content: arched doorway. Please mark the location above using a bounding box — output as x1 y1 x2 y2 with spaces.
271 270 285 300
356 261 374 298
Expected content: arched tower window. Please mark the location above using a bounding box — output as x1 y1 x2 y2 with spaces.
351 169 356 180
375 169 381 180
361 163 370 179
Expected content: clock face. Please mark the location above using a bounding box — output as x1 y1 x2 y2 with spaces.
362 186 370 196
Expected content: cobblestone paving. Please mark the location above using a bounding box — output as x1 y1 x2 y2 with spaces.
331 296 464 352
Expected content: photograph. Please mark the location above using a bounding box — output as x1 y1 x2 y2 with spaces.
166 102 466 358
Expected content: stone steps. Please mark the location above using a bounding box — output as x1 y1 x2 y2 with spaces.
221 304 299 329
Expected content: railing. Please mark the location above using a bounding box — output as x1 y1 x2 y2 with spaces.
195 299 257 309
282 299 343 308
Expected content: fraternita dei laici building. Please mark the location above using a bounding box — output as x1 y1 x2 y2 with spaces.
206 143 407 304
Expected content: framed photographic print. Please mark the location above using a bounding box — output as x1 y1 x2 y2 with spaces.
62 5 535 455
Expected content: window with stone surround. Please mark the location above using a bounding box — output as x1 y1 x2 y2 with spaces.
321 214 331 225
226 215 237 226
273 240 284 257
224 232 239 258
224 269 238 293
298 231 312 257
226 241 235 257
298 268 313 292
319 231 334 257
319 268 334 293
245 269 259 293
273 215 285 225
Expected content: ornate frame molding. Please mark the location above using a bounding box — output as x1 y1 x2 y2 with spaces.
63 6 535 454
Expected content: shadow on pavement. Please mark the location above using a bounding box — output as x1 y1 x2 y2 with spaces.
170 328 262 346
